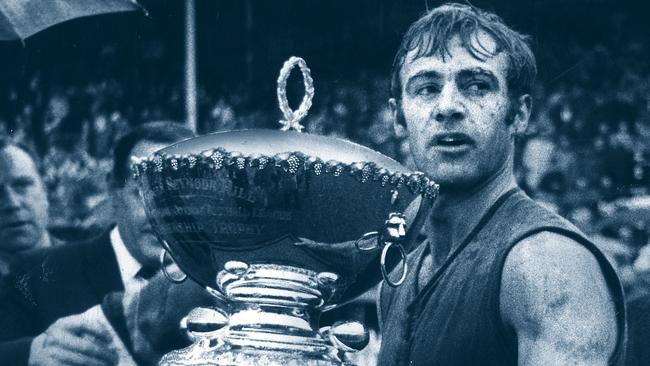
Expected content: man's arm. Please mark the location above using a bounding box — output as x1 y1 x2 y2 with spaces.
500 232 618 366
102 272 217 365
0 249 119 365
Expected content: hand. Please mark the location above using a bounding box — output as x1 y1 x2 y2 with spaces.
28 312 118 366
295 236 380 273
124 272 218 364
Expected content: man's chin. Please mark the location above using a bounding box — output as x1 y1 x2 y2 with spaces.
0 235 40 254
425 168 473 191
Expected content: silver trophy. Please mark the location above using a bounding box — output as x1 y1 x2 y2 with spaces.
132 57 438 365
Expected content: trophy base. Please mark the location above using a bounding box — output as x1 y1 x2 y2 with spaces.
158 263 367 366
160 346 345 366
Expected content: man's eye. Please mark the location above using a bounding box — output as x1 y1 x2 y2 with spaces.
464 81 490 95
415 84 440 96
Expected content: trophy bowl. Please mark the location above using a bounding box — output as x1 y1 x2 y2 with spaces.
133 129 437 365
134 129 436 293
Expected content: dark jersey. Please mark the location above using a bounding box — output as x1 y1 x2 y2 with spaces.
378 189 626 366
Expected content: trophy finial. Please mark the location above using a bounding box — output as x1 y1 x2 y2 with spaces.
277 56 314 132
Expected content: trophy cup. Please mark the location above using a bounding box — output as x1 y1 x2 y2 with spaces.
132 57 438 365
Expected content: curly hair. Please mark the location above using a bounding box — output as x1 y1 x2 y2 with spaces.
389 3 537 100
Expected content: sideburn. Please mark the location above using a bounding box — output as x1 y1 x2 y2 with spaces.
504 97 519 126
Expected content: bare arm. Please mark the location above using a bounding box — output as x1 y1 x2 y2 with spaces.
500 232 618 366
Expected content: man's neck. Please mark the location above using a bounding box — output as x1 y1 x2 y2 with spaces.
426 163 518 265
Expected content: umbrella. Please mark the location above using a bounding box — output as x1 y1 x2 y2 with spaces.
0 0 141 41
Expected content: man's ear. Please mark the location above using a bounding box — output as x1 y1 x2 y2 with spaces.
510 94 532 136
389 98 407 139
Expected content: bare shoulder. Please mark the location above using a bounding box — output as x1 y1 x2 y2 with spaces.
500 231 619 365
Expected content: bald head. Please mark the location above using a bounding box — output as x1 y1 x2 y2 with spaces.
0 144 50 254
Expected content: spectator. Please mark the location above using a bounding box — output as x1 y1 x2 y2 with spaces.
0 121 195 365
0 138 58 278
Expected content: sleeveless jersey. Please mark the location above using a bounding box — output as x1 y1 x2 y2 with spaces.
377 189 626 366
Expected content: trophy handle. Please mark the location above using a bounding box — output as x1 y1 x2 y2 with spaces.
380 195 431 287
159 247 188 284
180 306 229 342
353 213 409 287
354 231 379 251
378 213 409 287
276 56 314 132
320 321 369 353
380 242 408 287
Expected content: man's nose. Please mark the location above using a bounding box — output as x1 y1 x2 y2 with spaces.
433 84 465 124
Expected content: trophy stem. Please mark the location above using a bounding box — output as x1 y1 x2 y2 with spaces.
159 263 366 366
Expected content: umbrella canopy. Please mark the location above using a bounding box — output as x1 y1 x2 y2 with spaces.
0 0 140 40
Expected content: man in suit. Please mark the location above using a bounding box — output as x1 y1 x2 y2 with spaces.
0 139 55 279
0 121 195 365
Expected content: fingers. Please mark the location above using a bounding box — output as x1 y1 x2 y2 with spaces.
54 315 114 344
295 237 348 250
296 237 372 250
30 331 117 366
47 346 114 366
45 328 117 364
28 315 118 366
294 237 317 247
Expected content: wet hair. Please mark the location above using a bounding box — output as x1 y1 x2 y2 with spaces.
0 137 43 174
389 3 537 100
111 121 195 187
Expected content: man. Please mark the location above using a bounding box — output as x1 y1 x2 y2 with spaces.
378 4 625 366
0 121 195 365
0 139 54 278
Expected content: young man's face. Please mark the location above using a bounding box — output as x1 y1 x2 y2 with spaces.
111 140 169 268
392 32 528 193
0 146 49 254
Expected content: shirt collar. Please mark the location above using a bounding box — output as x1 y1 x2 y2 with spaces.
110 226 143 282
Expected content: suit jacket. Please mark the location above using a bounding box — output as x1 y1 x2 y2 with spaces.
0 230 123 365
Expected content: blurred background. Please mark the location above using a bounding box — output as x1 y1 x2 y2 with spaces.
0 0 648 359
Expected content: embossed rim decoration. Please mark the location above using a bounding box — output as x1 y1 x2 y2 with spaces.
132 148 439 201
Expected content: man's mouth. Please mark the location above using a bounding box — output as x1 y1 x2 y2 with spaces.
433 133 473 148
